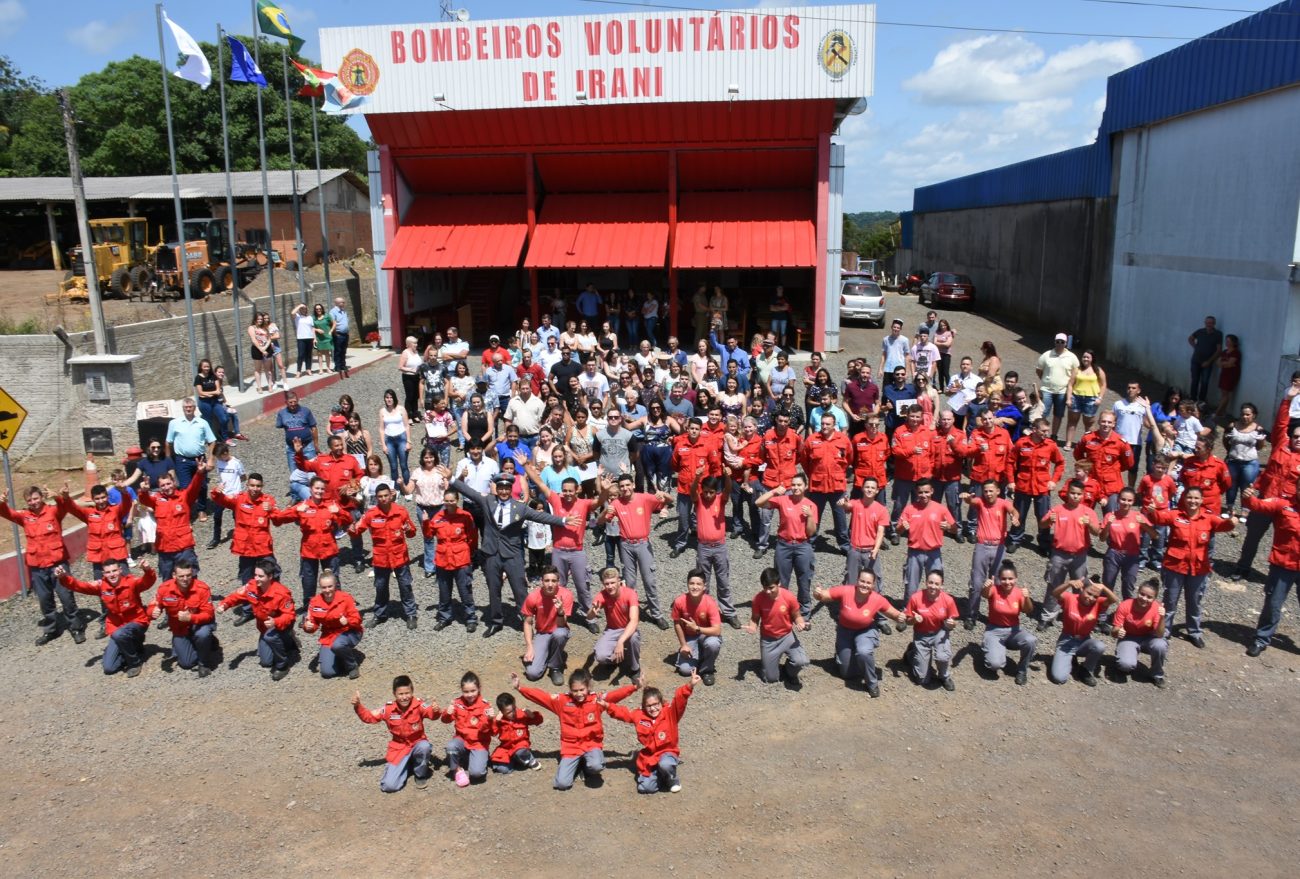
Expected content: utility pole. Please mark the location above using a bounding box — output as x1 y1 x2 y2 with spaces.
58 89 108 355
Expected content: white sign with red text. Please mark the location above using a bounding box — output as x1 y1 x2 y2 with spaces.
318 5 874 113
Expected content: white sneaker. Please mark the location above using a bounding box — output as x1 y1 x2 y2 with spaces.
669 780 681 793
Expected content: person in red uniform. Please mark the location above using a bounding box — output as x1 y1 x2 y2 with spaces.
294 434 362 502
525 462 598 626
137 466 208 580
980 561 1036 685
1037 480 1103 631
1099 487 1156 619
896 478 959 607
352 674 442 792
428 488 479 632
813 570 906 697
961 409 1015 540
690 468 737 626
802 413 852 552
601 473 673 627
350 483 418 629
588 566 642 679
488 691 543 774
1144 485 1234 648
1061 459 1105 512
850 414 890 501
217 559 298 680
1234 390 1300 580
302 572 363 679
602 674 699 794
522 568 575 685
839 475 890 591
887 405 936 543
1139 454 1178 571
756 475 819 616
513 668 639 791
56 560 155 676
1180 435 1232 519
960 480 1020 628
729 415 764 542
1073 411 1135 512
744 566 810 685
208 471 278 627
0 485 84 644
272 476 352 609
1008 418 1065 553
441 670 494 787
931 409 967 534
902 570 960 690
670 418 722 556
147 559 217 676
1243 478 1300 656
1112 577 1168 686
1048 577 1118 686
671 568 724 685
65 483 134 639
752 411 802 557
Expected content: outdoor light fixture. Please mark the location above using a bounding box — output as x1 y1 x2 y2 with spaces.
575 90 587 101
727 83 740 97
433 92 446 102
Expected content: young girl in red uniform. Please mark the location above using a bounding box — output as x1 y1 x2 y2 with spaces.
602 673 700 794
352 674 441 792
1112 577 1168 687
813 570 905 697
513 668 639 791
442 671 494 787
903 570 960 691
489 692 543 774
1048 577 1118 686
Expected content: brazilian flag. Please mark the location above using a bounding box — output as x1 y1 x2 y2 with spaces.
256 0 305 54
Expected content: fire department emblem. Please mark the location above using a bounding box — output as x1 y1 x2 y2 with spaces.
340 49 380 96
819 30 855 80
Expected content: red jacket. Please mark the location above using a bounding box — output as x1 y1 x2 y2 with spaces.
604 684 693 776
490 710 543 763
304 589 363 647
518 684 637 758
295 451 362 501
356 698 439 763
1179 454 1232 516
1243 494 1300 570
138 477 203 553
208 490 277 557
801 431 851 493
965 426 1015 484
66 497 133 563
890 425 935 482
1259 397 1300 501
425 507 477 569
931 428 966 482
1058 475 1104 511
352 504 416 569
1012 436 1065 496
759 428 801 488
1148 508 1234 575
59 569 156 634
730 435 763 482
0 496 72 568
271 499 352 560
1074 431 1134 495
219 580 297 632
671 435 722 495
148 578 216 636
850 430 889 488
441 697 494 750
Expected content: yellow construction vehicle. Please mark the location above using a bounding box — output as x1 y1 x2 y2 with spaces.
151 218 257 300
62 217 154 297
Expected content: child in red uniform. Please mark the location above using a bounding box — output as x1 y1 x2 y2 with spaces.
1048 577 1118 686
602 673 700 794
302 572 364 680
352 674 442 792
1112 577 1168 687
744 566 810 685
489 692 543 774
813 570 905 697
217 560 299 680
442 670 494 787
903 570 960 690
672 568 723 686
513 668 639 791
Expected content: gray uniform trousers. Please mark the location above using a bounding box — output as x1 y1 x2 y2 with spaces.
677 634 722 676
982 625 1036 671
1115 635 1168 678
759 632 809 683
594 627 641 674
695 541 734 618
843 546 884 592
911 629 953 682
834 624 883 686
1043 550 1088 619
775 539 815 615
967 542 1006 620
553 547 594 613
618 539 663 618
380 740 432 793
524 627 571 680
904 547 944 601
1050 633 1104 682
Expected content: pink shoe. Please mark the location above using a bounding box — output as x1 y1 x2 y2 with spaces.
454 768 469 788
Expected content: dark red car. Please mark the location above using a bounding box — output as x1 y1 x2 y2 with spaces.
920 272 976 307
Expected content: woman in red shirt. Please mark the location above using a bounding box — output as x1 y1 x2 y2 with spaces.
980 561 1036 685
1048 577 1117 686
1112 578 1168 687
1144 486 1234 648
902 571 960 691
813 570 906 698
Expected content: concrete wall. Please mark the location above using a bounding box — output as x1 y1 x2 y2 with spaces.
1109 85 1300 412
909 197 1115 345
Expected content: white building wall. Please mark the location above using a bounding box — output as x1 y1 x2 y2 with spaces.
1109 85 1300 413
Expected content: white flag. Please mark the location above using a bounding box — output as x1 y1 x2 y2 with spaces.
162 10 211 89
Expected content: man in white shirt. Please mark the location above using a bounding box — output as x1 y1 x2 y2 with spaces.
1112 381 1148 488
504 384 546 454
909 330 940 382
438 326 470 376
579 358 610 404
537 334 562 375
1036 333 1080 442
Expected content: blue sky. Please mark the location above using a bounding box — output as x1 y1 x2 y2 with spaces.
0 0 1263 210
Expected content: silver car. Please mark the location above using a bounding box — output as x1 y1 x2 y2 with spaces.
840 274 885 327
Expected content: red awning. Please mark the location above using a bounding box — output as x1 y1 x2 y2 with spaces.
672 191 816 269
384 195 527 269
524 193 668 269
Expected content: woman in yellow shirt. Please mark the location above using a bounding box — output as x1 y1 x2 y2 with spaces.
1065 349 1107 449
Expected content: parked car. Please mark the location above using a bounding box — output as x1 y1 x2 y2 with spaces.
840 273 886 327
920 272 976 307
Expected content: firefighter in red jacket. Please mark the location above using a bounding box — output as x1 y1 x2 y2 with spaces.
208 470 278 589
217 559 299 680
137 465 207 580
353 674 442 792
56 560 156 676
65 483 134 639
270 476 352 609
1243 478 1300 656
0 485 85 645
148 559 218 676
293 435 362 502
350 483 419 629
302 572 364 679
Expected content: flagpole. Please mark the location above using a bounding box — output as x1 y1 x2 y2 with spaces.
251 0 280 358
217 25 245 392
282 45 308 306
310 95 333 303
156 3 198 381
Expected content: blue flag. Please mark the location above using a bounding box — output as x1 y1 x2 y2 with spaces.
227 36 267 87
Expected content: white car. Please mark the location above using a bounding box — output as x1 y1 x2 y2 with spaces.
840 274 885 327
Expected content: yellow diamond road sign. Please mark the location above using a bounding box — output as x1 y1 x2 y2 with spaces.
0 384 28 452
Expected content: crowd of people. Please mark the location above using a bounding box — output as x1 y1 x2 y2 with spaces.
4 293 1298 794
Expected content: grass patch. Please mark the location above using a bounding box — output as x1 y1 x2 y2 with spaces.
0 316 44 335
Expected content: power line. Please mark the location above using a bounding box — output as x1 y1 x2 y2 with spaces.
1077 0 1285 14
573 0 1300 42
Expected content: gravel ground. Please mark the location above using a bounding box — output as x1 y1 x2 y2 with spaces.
1 292 1297 877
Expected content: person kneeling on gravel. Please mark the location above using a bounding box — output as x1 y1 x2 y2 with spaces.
353 675 441 792
56 560 156 678
148 559 219 677
302 573 364 680
901 570 959 691
217 560 299 681
601 672 699 794
513 669 639 791
744 566 810 686
812 570 905 698
1047 576 1117 687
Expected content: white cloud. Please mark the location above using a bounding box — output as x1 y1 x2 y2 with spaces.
904 34 1141 105
279 3 317 26
67 19 134 54
0 0 25 37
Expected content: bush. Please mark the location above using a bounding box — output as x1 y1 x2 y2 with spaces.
0 316 44 335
